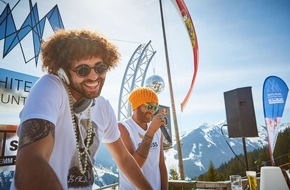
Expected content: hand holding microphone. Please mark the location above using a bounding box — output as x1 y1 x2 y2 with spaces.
150 112 172 144
149 113 166 134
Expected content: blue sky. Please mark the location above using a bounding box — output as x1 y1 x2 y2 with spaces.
1 0 290 133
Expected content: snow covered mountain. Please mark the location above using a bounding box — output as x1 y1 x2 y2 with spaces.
164 121 290 179
93 121 290 185
164 121 264 179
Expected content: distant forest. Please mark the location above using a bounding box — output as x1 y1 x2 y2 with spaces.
195 126 290 181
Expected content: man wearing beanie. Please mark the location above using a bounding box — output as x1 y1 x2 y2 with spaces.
118 87 168 190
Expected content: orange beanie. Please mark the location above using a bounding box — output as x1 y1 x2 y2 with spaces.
129 87 158 110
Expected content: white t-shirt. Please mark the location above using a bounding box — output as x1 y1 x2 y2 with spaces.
11 74 120 190
118 117 162 190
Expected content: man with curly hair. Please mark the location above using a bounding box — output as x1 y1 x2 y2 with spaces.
11 29 152 190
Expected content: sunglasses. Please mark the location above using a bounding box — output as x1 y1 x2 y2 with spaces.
144 103 159 112
71 62 108 77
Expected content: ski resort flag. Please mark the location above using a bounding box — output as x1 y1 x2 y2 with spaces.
172 0 199 111
262 76 288 165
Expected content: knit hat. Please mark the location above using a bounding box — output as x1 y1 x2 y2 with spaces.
129 87 158 110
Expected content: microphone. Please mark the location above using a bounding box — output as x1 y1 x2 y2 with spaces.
161 125 172 144
154 109 172 144
160 116 172 144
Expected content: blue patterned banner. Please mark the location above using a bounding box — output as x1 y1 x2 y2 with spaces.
263 76 288 165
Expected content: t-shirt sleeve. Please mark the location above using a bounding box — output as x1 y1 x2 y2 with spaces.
19 75 64 126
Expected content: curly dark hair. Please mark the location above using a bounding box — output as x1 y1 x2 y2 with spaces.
41 29 120 74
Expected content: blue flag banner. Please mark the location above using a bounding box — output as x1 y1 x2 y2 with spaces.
262 76 288 165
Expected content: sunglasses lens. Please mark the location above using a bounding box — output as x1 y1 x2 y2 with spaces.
147 105 153 110
77 66 90 77
95 63 108 74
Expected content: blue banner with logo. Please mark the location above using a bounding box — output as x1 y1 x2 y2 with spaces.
262 76 288 165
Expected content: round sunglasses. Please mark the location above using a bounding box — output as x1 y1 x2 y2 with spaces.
71 62 108 77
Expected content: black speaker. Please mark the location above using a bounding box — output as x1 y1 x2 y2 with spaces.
224 87 258 138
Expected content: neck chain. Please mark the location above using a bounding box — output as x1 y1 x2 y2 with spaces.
67 87 93 175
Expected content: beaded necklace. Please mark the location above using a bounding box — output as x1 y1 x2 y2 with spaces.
67 86 93 175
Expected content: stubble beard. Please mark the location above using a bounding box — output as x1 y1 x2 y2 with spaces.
70 79 104 100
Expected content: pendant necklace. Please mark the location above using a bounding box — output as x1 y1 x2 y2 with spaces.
67 86 93 175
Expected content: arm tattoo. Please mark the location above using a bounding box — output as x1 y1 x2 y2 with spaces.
18 119 55 150
136 134 153 158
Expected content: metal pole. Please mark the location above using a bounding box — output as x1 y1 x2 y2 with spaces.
159 0 185 180
242 137 249 171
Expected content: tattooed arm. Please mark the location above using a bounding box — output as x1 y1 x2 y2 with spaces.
106 138 152 190
118 113 165 168
14 119 63 190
